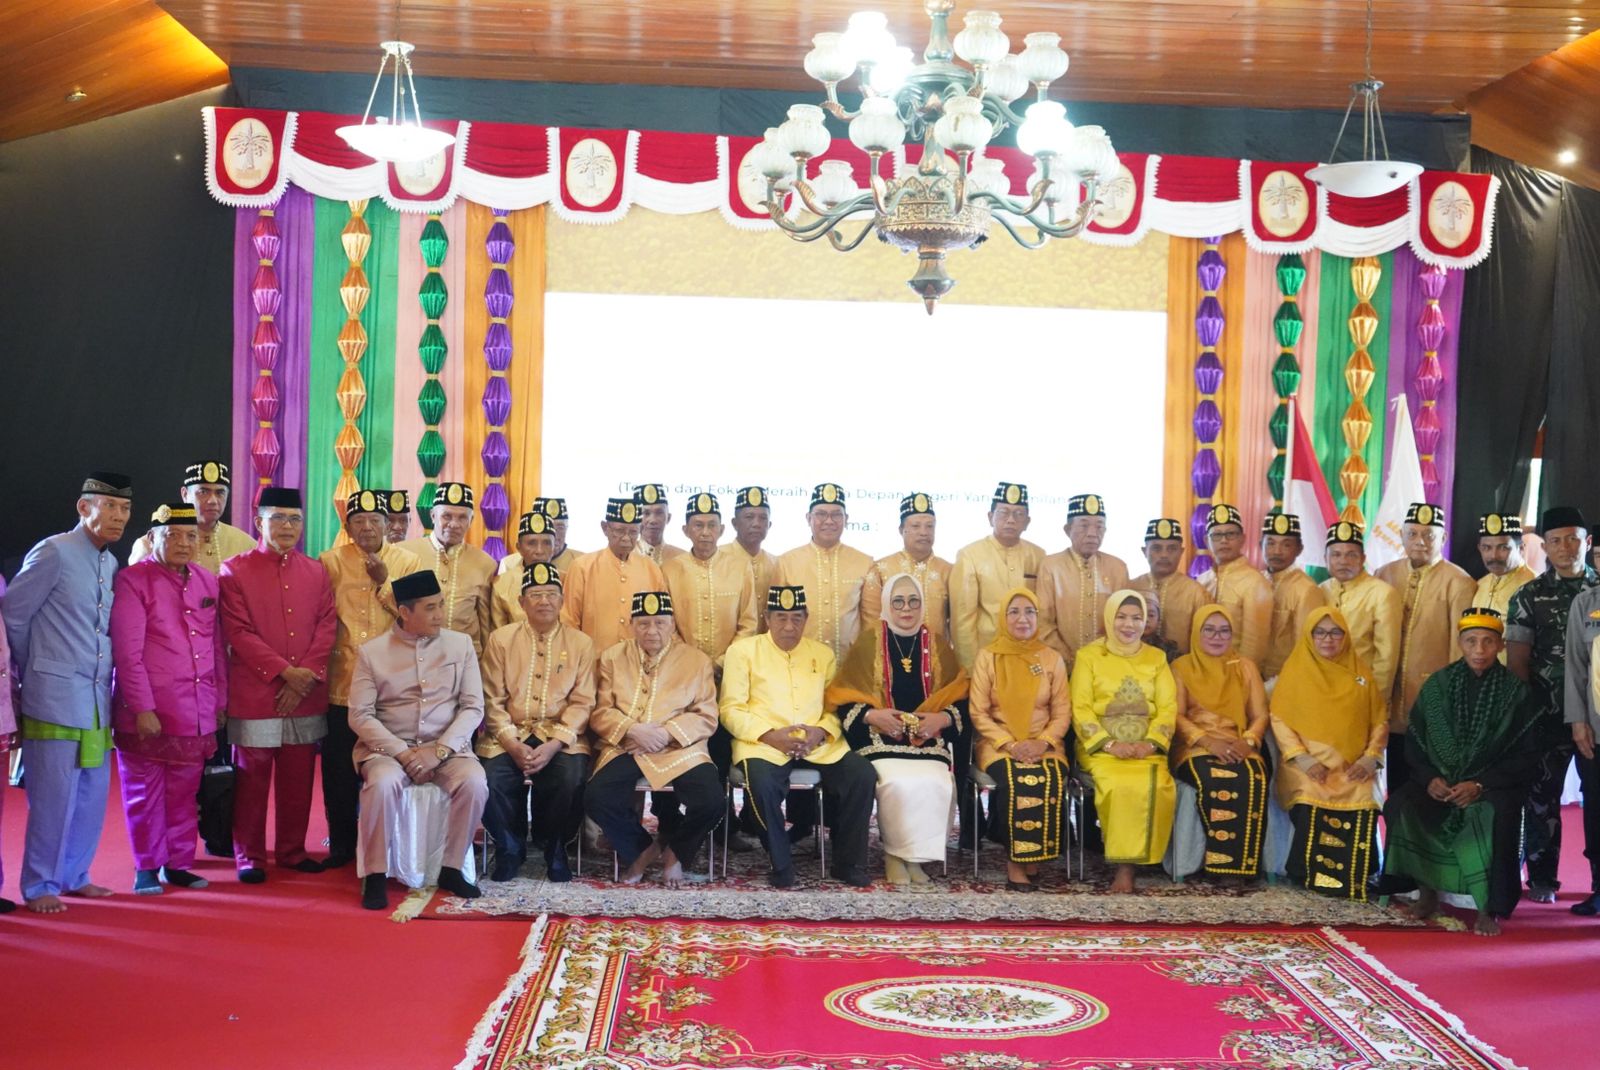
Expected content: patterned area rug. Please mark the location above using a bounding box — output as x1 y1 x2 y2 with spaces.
456 918 1521 1070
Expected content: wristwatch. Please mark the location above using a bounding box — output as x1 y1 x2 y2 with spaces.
435 742 454 760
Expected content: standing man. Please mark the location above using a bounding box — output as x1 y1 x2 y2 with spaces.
1129 517 1208 658
129 460 256 574
951 482 1045 669
1474 513 1536 618
397 482 496 655
379 490 412 545
489 511 558 630
478 563 596 882
219 487 337 883
111 503 228 895
348 570 487 910
775 483 874 662
635 483 687 568
1260 513 1327 681
5 472 131 913
1376 503 1477 788
317 490 420 869
1037 493 1130 669
1563 541 1600 917
587 591 723 887
861 493 953 643
719 486 778 632
721 586 877 888
1320 522 1403 708
1505 506 1597 903
663 492 758 671
562 497 669 654
1198 504 1274 667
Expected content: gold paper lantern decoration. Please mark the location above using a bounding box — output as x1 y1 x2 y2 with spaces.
333 199 371 541
1339 256 1381 523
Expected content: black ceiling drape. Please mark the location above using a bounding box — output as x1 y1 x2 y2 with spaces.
1540 181 1600 527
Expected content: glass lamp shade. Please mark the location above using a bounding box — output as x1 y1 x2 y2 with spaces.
984 55 1029 103
933 96 994 154
849 96 906 154
967 157 1011 197
336 118 455 163
1029 159 1080 208
804 32 857 84
845 11 896 65
954 11 1010 67
1306 159 1424 197
753 129 796 186
1018 32 1069 86
868 46 914 94
809 160 862 207
777 104 831 160
1017 100 1073 158
1068 124 1119 182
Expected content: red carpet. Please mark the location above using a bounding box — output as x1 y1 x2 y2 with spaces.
2 769 1596 1070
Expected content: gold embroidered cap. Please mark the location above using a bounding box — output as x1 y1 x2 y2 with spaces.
182 460 231 488
1326 521 1364 547
899 492 935 522
534 496 569 519
382 490 410 515
521 562 562 592
1458 607 1505 634
1143 517 1183 543
1262 512 1301 538
1405 502 1444 528
433 482 475 509
809 483 845 508
150 502 197 526
992 482 1028 508
345 489 383 516
1205 504 1243 531
735 486 768 510
1067 493 1104 520
606 497 641 524
518 511 553 537
1478 512 1522 538
767 585 807 612
631 590 674 617
633 483 666 506
685 491 721 518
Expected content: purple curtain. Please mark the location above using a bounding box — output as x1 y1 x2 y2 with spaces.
1383 244 1463 524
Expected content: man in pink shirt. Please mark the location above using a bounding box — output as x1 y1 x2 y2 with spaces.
111 503 228 895
219 488 337 883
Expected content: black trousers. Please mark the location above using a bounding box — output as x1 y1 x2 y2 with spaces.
1578 749 1600 894
481 748 587 863
1524 743 1574 889
321 705 360 858
1386 731 1412 796
586 757 723 867
740 753 875 875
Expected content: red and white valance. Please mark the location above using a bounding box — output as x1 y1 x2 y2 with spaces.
203 106 1499 266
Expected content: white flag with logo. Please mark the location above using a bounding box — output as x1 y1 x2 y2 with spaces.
1366 395 1427 571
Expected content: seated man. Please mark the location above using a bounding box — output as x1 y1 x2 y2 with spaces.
587 591 722 888
1382 608 1543 936
347 570 488 911
720 585 876 888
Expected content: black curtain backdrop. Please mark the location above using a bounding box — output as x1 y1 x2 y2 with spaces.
1541 181 1600 527
0 88 237 576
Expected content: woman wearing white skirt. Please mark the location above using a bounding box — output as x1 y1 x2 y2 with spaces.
827 573 970 889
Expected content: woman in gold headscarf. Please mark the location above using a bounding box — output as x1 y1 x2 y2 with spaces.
1072 590 1178 894
828 574 969 889
1170 605 1270 880
968 588 1072 891
1269 605 1388 900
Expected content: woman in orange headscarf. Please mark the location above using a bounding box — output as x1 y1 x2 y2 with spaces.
1269 606 1388 899
968 588 1072 891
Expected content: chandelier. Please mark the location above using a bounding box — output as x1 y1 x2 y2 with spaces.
1305 0 1422 198
750 1 1118 313
336 41 456 164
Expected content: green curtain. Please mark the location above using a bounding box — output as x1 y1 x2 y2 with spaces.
1314 251 1394 526
356 201 398 501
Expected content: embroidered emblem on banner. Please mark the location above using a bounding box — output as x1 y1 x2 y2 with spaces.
223 117 276 190
566 138 619 207
1427 181 1476 250
394 150 450 196
1257 170 1312 238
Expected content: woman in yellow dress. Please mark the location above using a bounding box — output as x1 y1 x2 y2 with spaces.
1072 590 1177 894
1170 604 1270 880
1269 606 1387 900
969 588 1072 891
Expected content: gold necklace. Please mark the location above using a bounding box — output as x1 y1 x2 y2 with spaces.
888 629 918 673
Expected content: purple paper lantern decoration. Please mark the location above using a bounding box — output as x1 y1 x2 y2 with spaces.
1415 263 1449 498
480 209 515 560
249 206 283 506
1190 238 1226 578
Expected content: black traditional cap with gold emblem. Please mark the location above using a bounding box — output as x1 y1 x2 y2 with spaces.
809 483 846 509
1458 606 1505 634
345 489 384 517
1326 520 1364 547
149 502 198 527
1143 517 1184 543
518 511 554 537
433 482 475 509
82 471 133 500
899 492 935 522
1478 512 1523 538
734 486 769 511
533 496 568 520
992 482 1029 508
182 460 231 488
1404 502 1445 528
631 590 674 618
606 497 642 524
1067 493 1105 520
258 487 302 510
382 489 409 516
767 584 807 612
520 561 562 592
1205 503 1243 531
633 483 667 507
1261 512 1302 538
392 570 443 603
685 491 721 518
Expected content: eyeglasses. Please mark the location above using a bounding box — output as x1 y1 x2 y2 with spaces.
1199 626 1233 638
524 590 561 602
889 596 923 610
264 514 305 526
1311 628 1346 641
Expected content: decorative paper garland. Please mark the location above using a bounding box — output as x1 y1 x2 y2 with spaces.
1414 263 1448 500
417 213 450 531
1266 254 1306 508
1189 237 1225 578
249 206 283 505
332 199 372 538
480 209 515 560
1339 257 1381 524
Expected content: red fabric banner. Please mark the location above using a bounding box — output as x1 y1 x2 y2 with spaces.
207 108 291 199
555 127 632 215
636 130 718 184
1089 150 1153 238
385 120 463 204
463 122 549 178
1244 160 1320 248
1156 155 1240 203
1414 171 1495 259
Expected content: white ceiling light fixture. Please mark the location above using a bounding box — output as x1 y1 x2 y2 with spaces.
1306 0 1422 198
336 41 455 164
1557 149 1578 165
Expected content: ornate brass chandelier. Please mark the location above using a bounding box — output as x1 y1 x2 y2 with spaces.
750 1 1119 312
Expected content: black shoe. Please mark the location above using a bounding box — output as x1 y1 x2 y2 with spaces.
545 848 574 883
831 866 871 888
786 824 815 844
1006 880 1038 893
1571 894 1600 916
0 897 17 914
238 867 267 884
438 866 483 899
287 858 326 874
362 874 390 911
490 854 526 882
769 866 797 889
134 869 163 896
161 867 210 889
321 852 355 869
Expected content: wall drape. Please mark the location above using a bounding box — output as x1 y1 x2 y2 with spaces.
1384 245 1463 523
1313 252 1394 527
1542 180 1600 526
1229 249 1283 561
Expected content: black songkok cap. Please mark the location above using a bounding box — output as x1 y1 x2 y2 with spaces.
1540 506 1588 534
767 585 807 612
150 502 197 527
1067 494 1105 520
1326 520 1364 547
519 512 554 537
606 497 642 524
258 487 303 510
433 482 474 509
1205 504 1243 531
521 562 561 591
345 490 384 517
810 483 845 508
685 491 721 518
1479 513 1522 538
631 590 674 617
634 483 667 506
1404 502 1445 528
183 461 230 488
992 482 1028 508
1262 512 1301 538
534 496 568 520
735 487 768 510
392 570 442 603
381 490 409 515
82 471 133 499
899 492 934 522
1144 517 1183 542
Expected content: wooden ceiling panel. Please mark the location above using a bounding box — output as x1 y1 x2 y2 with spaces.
1465 30 1600 190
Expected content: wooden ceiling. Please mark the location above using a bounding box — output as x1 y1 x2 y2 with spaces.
1467 29 1600 190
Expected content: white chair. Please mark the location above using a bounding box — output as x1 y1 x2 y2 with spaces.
373 782 479 889
722 766 825 878
611 777 717 882
970 767 1085 879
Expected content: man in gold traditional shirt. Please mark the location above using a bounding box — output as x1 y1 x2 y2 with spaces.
477 563 597 882
635 483 688 568
1474 512 1535 619
951 482 1045 669
775 483 874 662
561 497 669 653
587 591 723 887
719 485 778 633
396 482 497 655
317 490 421 867
490 511 558 630
1130 517 1209 657
861 492 953 643
1198 504 1274 667
1376 502 1477 785
663 492 757 671
1319 522 1402 708
130 460 257 574
378 490 411 545
497 496 583 576
1037 493 1130 668
1260 513 1327 681
721 585 876 888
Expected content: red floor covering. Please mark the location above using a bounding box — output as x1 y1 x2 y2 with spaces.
2 771 1597 1070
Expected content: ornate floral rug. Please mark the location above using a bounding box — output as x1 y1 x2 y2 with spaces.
456 918 1520 1070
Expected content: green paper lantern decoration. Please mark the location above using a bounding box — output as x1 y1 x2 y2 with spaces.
416 213 449 530
1268 254 1306 509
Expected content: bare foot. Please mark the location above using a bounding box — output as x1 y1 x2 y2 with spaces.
1006 861 1031 886
1108 864 1137 895
1024 862 1040 876
1400 889 1439 920
26 894 67 914
659 848 685 890
622 842 662 885
1472 911 1502 937
65 883 114 899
